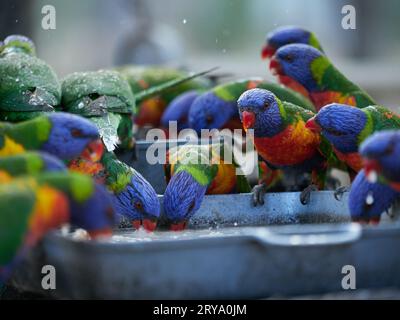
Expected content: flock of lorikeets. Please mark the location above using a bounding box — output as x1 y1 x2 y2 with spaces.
1 26 400 282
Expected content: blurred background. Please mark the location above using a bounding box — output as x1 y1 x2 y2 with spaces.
1 0 399 109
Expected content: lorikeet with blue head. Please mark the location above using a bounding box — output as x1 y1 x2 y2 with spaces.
360 130 400 193
0 112 104 162
0 35 61 122
0 151 66 183
306 104 400 176
188 78 315 134
163 143 251 230
269 44 376 110
116 66 212 128
261 26 324 60
348 169 399 224
69 151 160 231
237 88 341 205
0 172 116 283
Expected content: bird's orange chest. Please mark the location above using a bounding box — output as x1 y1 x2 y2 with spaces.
333 148 363 172
253 121 320 166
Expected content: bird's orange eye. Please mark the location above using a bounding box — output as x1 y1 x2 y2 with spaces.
71 129 84 137
134 201 143 211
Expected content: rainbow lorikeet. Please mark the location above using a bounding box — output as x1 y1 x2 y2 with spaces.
0 172 116 282
261 26 324 59
188 78 315 134
0 112 104 162
269 44 376 110
237 88 342 205
69 151 160 232
61 70 136 151
0 151 66 183
163 143 251 230
161 90 202 131
306 104 400 175
117 66 212 128
348 169 399 224
0 35 61 122
360 130 400 193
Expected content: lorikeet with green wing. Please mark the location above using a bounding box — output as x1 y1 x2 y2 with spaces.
270 44 376 110
0 151 66 183
306 104 400 173
0 35 61 122
0 112 104 162
261 26 324 60
0 172 116 282
117 66 212 128
187 78 315 134
237 88 342 205
163 143 251 230
69 151 160 231
306 104 400 198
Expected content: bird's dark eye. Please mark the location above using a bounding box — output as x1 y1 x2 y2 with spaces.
264 102 270 109
89 93 100 100
325 128 343 136
383 142 394 155
134 201 144 211
284 54 294 62
206 115 213 124
71 129 84 137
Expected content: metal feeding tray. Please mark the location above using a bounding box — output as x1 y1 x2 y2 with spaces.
9 191 400 299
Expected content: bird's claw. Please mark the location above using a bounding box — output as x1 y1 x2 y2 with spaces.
300 184 318 205
251 183 266 206
334 186 350 201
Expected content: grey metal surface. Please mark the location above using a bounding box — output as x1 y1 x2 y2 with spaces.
9 191 400 299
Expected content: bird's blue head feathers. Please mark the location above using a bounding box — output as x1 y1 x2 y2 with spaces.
360 130 400 182
161 90 200 131
188 92 237 134
273 44 324 91
70 183 117 232
42 112 100 160
349 170 398 222
266 26 313 52
315 104 367 153
112 171 160 223
237 88 283 138
163 171 207 224
39 152 67 171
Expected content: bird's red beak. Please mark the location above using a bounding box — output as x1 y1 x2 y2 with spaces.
88 227 113 239
261 44 276 59
305 117 322 132
132 219 157 232
80 139 104 162
242 111 256 129
170 221 187 231
269 56 283 75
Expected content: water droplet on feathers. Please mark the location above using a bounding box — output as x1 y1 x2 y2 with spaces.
366 192 374 205
367 170 378 183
